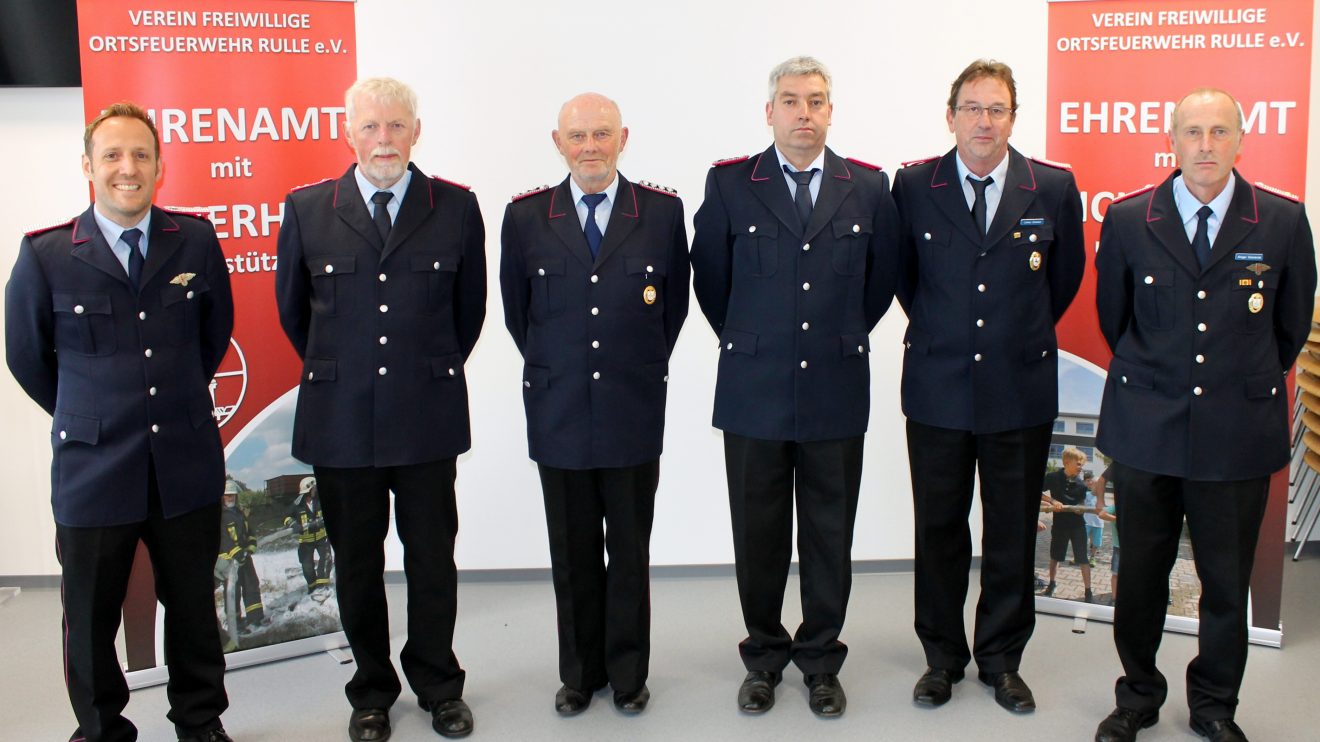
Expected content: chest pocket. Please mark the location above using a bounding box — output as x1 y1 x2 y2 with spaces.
53 292 115 357
307 256 356 316
734 221 778 278
1012 223 1054 272
1232 270 1278 334
832 218 871 276
1133 268 1176 331
527 257 567 318
413 254 458 314
159 275 210 345
625 256 666 311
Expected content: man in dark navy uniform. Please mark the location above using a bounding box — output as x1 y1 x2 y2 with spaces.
500 92 689 717
1092 88 1315 742
691 56 899 717
892 59 1085 714
5 102 234 742
275 77 485 742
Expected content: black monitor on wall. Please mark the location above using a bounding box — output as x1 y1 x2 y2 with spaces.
1 0 81 87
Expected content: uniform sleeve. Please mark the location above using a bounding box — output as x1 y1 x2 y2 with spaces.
455 190 488 361
864 171 900 330
1095 209 1132 353
499 203 530 356
690 168 733 334
891 170 918 316
198 221 234 379
1273 202 1317 370
664 197 691 355
274 194 311 359
4 236 58 415
1049 174 1087 323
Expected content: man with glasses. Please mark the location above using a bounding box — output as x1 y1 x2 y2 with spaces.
891 58 1085 714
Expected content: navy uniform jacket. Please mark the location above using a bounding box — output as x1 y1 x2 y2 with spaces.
893 146 1085 434
275 163 486 468
500 174 689 469
1096 170 1316 481
691 145 899 442
5 205 234 527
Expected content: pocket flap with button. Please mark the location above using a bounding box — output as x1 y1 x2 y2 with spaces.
903 328 929 354
625 256 667 276
53 292 111 315
1232 271 1279 291
161 276 211 307
841 333 870 357
431 353 464 380
832 218 873 239
1109 358 1155 390
640 359 670 382
720 329 758 356
308 256 356 277
53 411 99 445
1245 370 1283 399
413 254 458 273
1012 222 1055 245
523 363 550 389
303 358 337 383
1024 344 1054 363
1139 268 1175 288
526 257 566 278
737 221 778 238
189 397 215 428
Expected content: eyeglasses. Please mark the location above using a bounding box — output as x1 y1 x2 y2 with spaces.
954 104 1012 121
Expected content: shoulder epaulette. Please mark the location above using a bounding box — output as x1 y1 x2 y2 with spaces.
161 207 211 221
289 177 333 193
1255 181 1301 203
511 185 550 202
1028 155 1073 171
25 217 76 238
900 155 939 168
431 175 471 191
637 180 678 197
1111 184 1156 204
712 155 750 167
845 157 883 172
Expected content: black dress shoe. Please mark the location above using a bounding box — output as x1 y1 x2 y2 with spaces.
1191 718 1248 742
912 666 964 707
613 685 650 714
804 673 846 717
1095 707 1158 742
177 729 234 742
429 699 473 738
555 685 592 716
977 670 1035 713
737 670 782 713
349 708 391 742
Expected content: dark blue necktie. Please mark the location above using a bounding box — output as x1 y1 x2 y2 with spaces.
582 193 606 259
122 228 144 290
968 175 993 236
371 191 393 244
785 165 818 229
1192 205 1213 269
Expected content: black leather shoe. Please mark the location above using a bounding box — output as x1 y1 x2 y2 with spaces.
804 673 846 717
978 671 1035 713
1190 718 1248 742
1095 707 1158 741
555 685 592 716
177 729 234 742
613 685 650 714
737 670 782 713
912 666 964 707
429 699 473 738
348 708 391 742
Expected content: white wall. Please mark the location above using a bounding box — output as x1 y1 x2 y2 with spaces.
3 0 1319 576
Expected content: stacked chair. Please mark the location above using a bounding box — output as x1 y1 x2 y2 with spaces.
1288 305 1320 560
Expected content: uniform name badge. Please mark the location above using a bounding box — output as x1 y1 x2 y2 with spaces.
1248 292 1264 314
643 285 657 305
1029 251 1042 271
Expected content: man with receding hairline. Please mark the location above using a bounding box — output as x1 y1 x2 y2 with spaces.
276 76 486 741
1092 87 1315 742
500 91 689 717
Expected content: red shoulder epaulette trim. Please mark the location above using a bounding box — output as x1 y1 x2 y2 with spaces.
1255 181 1301 203
431 175 471 191
289 177 333 193
161 207 211 221
25 217 76 237
637 180 678 197
845 157 882 172
511 185 550 202
1028 155 1072 171
901 155 939 168
1111 184 1156 204
712 155 750 167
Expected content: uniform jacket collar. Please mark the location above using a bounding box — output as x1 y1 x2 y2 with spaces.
1144 169 1258 276
332 163 435 259
546 172 640 270
926 146 1041 248
71 204 184 290
747 143 856 241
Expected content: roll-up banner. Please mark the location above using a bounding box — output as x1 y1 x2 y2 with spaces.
76 0 358 685
1044 0 1312 645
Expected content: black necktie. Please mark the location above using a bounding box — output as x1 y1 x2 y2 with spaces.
968 175 993 236
582 193 606 259
122 228 144 290
1192 205 1213 269
785 165 818 230
371 190 393 243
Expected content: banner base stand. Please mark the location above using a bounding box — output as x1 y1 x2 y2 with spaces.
327 647 354 665
0 586 19 606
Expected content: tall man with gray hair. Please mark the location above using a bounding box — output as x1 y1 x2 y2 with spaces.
276 76 486 741
691 56 899 717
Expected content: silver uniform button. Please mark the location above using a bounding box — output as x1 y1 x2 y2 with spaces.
59 430 67 440
151 424 160 433
1144 275 1154 285
448 368 455 376
144 348 153 358
976 319 984 327
1041 350 1048 358
186 290 195 300
977 283 986 292
1197 290 1207 299
802 243 810 251
148 387 157 396
138 311 146 320
646 265 654 272
308 372 314 380
379 336 387 345
1197 322 1207 332
524 380 531 388
726 342 733 350
325 264 334 274
801 322 810 331
1121 375 1128 383
592 340 600 349
378 367 387 376
592 371 601 380
1193 386 1203 396
924 232 932 241
1272 387 1278 395
802 282 811 291
591 275 599 283
748 225 757 233
857 345 864 353
663 375 669 382
591 307 600 316
538 268 546 276
852 224 860 233
74 305 85 315
379 273 387 282
800 360 808 369
433 262 440 270
380 304 389 313
1029 234 1038 243
974 353 983 361
1195 354 1205 364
